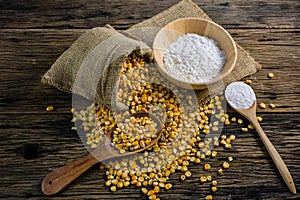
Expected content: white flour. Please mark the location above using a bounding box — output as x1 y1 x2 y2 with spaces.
163 33 225 83
225 82 256 109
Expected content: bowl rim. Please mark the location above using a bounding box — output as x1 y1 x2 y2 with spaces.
152 17 238 88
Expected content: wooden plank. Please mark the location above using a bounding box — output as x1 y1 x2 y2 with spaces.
1 28 300 113
0 0 299 29
0 113 299 199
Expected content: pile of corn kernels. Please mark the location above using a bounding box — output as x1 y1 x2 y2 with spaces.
71 52 266 200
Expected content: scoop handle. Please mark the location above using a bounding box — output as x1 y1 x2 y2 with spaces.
251 119 297 194
41 153 98 195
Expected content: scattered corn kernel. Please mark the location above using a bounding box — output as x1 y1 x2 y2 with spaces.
154 186 160 193
259 102 266 109
268 72 274 78
165 183 172 190
149 194 156 200
207 175 212 181
228 157 234 162
46 105 54 111
141 188 148 194
229 135 236 141
245 79 252 84
237 119 243 124
180 174 186 181
270 103 276 109
70 107 76 113
222 161 230 169
241 127 248 133
218 168 223 175
211 180 217 186
225 143 232 149
204 163 211 171
200 176 207 183
231 117 237 122
110 185 117 192
257 116 263 122
248 124 254 130
211 150 218 158
211 186 217 193
206 195 213 200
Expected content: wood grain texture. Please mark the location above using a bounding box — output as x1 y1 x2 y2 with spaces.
1 0 300 199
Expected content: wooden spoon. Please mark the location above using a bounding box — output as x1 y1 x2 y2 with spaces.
227 100 296 194
42 112 163 195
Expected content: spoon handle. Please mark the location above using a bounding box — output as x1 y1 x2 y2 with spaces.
252 120 297 194
41 153 98 195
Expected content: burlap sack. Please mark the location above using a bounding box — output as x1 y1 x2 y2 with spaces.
42 0 261 108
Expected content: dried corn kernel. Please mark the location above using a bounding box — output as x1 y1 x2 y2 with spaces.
211 186 217 193
204 163 211 171
207 175 212 181
241 127 248 133
218 168 223 175
259 102 266 109
257 116 263 122
268 72 274 78
245 79 252 84
228 157 234 162
211 180 217 186
248 124 254 130
206 195 213 200
200 176 207 183
46 105 54 111
110 185 117 192
237 119 243 124
211 150 218 158
231 117 237 122
222 161 230 169
165 183 172 190
229 135 236 141
270 103 276 109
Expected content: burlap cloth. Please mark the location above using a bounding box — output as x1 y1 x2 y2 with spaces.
41 0 261 108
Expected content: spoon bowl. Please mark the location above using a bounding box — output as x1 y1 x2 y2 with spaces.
42 112 163 195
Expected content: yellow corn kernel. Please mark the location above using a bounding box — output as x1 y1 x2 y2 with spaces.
248 124 254 130
231 117 237 122
204 163 211 171
211 180 217 186
141 187 148 194
46 105 54 111
259 102 266 109
165 183 172 190
245 79 252 84
200 175 207 183
222 161 230 169
241 128 248 133
218 168 223 175
237 119 243 124
257 116 263 122
211 186 217 193
211 150 217 158
206 195 213 200
270 103 276 109
206 175 212 181
110 185 117 192
268 72 274 78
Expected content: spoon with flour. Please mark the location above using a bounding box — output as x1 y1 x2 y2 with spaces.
225 82 296 194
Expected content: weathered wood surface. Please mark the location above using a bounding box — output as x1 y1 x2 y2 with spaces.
1 0 300 199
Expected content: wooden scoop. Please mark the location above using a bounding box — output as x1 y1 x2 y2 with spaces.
229 101 296 194
42 112 163 195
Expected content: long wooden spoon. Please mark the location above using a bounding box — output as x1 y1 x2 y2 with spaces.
225 82 296 194
42 112 163 195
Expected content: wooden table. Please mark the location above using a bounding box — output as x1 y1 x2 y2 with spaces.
1 0 299 199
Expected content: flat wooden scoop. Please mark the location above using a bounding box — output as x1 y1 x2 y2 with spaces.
42 112 162 195
232 101 296 194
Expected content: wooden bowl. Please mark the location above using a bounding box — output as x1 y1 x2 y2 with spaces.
152 18 237 90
